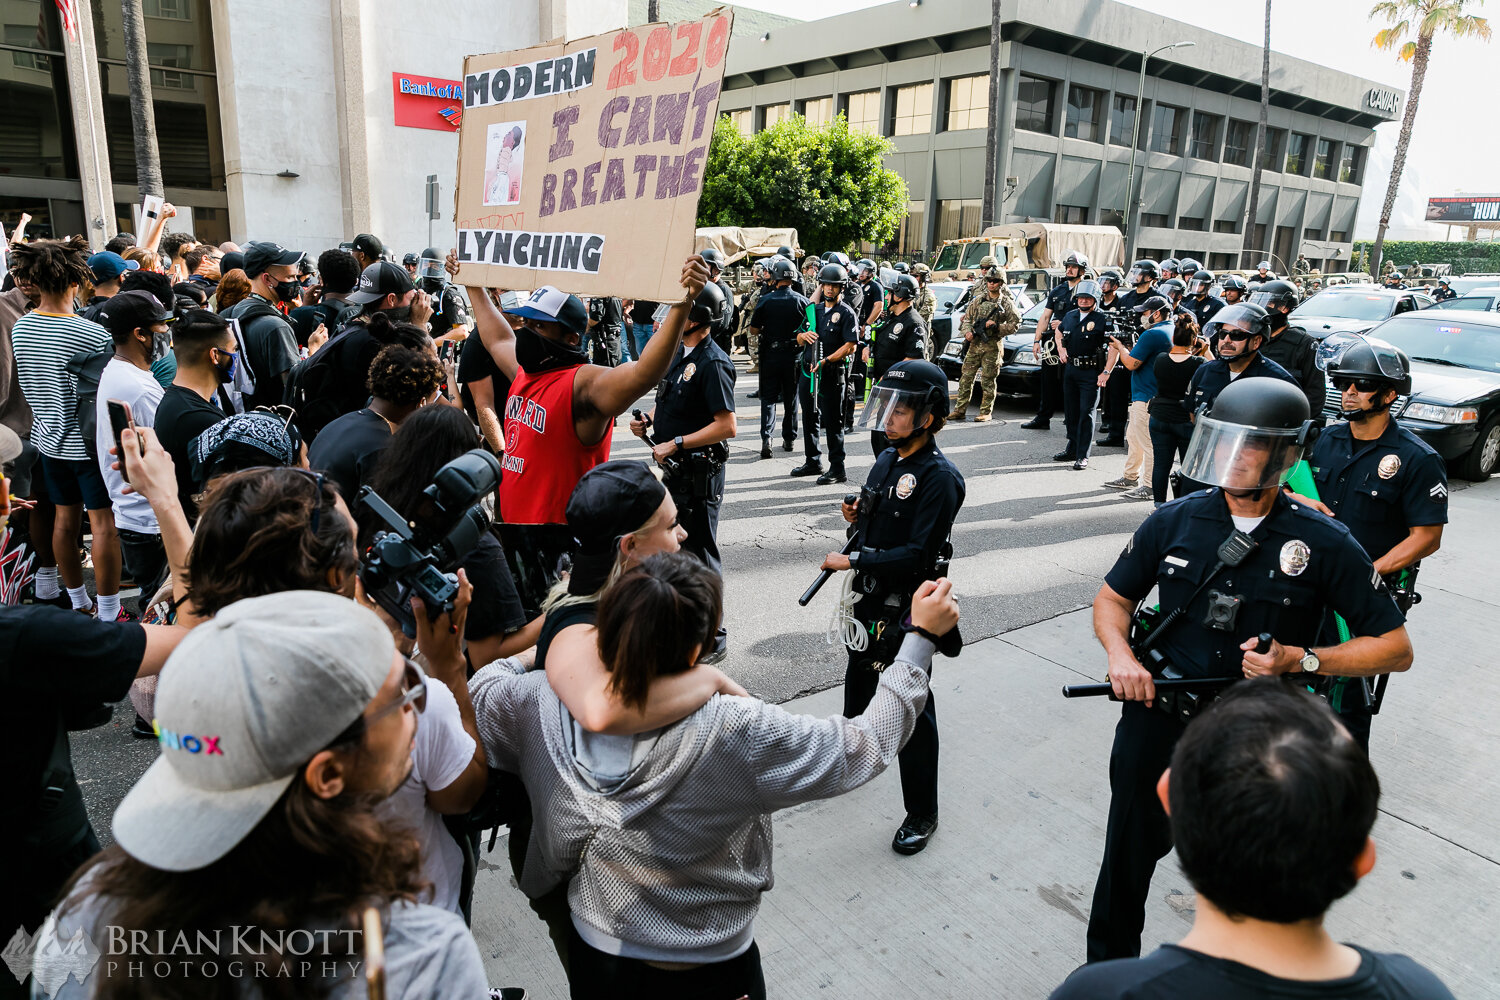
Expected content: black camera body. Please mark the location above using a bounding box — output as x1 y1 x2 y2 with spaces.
358 449 501 636
1203 589 1243 632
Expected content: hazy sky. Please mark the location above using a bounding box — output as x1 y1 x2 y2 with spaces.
735 0 1495 241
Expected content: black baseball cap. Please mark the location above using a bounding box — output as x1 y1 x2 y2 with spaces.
220 251 245 274
99 290 173 337
352 233 386 259
347 261 415 305
1132 295 1171 315
242 241 305 279
564 461 668 595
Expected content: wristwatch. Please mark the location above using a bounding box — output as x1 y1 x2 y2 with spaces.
673 435 684 450
1298 647 1320 673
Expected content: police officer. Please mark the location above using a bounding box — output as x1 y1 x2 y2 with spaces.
1183 269 1227 329
1249 279 1324 416
867 275 929 455
630 280 737 598
699 247 738 353
1086 376 1414 962
854 257 885 330
1054 278 1115 469
1177 258 1203 282
951 269 1019 424
1293 334 1447 750
1219 273 1249 304
585 294 625 367
1433 276 1457 301
851 258 885 430
1184 303 1299 419
1158 257 1181 284
826 359 965 855
1158 277 1192 321
749 256 808 459
402 251 420 281
1023 251 1088 430
792 262 859 485
1095 269 1130 447
1246 260 1275 285
417 246 471 342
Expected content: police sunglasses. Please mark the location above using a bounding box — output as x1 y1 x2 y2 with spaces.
1215 327 1254 342
1332 376 1384 394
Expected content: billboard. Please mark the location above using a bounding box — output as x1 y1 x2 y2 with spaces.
1425 196 1500 224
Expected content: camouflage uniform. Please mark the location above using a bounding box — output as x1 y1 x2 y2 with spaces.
739 282 764 372
1382 260 1397 276
951 285 1021 421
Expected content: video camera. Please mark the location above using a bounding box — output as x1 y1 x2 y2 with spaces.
358 449 501 636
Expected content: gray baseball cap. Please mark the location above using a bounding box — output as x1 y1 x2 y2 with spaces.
113 591 396 871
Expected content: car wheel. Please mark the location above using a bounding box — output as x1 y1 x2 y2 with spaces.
1461 414 1500 481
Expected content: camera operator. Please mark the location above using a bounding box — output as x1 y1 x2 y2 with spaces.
470 553 959 999
1053 681 1455 999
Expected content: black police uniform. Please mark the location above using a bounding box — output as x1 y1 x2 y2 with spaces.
1088 488 1408 962
751 284 809 450
1307 418 1447 748
651 335 737 578
1034 278 1079 424
1260 322 1326 416
429 284 471 340
711 276 737 353
868 307 929 456
1059 305 1113 461
1184 353 1298 417
1246 271 1274 285
800 299 858 472
1184 293 1226 330
1096 291 1131 443
843 437 965 820
1433 285 1457 301
855 278 883 327
586 296 624 367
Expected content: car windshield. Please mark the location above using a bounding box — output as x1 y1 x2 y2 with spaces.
958 243 991 269
1294 292 1396 322
1446 276 1500 296
933 245 962 271
932 284 964 310
1023 301 1046 320
1428 296 1495 311
1375 315 1500 372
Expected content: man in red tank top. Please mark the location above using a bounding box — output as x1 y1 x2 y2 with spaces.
465 254 708 610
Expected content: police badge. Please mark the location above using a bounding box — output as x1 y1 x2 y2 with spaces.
1378 454 1401 479
681 362 697 382
896 473 917 499
1280 539 1310 577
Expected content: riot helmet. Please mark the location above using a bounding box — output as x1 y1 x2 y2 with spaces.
1178 258 1202 276
777 244 796 259
856 359 951 445
1074 279 1102 306
699 247 726 271
1160 258 1181 277
1247 278 1300 312
402 252 420 268
1188 269 1215 296
818 262 849 286
889 274 919 301
855 258 877 278
1256 260 1272 272
1127 259 1160 286
687 280 727 328
829 251 852 269
1062 250 1089 276
1438 277 1451 287
1160 277 1187 300
417 247 447 292
1317 332 1413 419
768 257 798 283
1203 303 1271 361
894 261 910 274
1178 378 1316 493
1220 274 1248 295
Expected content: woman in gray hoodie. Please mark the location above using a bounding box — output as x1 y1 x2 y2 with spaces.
470 551 959 999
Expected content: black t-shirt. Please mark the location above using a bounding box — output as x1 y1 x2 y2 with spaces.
628 300 659 325
457 332 510 423
1149 354 1207 423
462 531 528 641
536 601 598 672
154 383 231 517
1049 943 1454 999
228 298 301 409
5 607 148 851
856 279 883 325
588 296 623 333
307 407 392 504
652 336 737 444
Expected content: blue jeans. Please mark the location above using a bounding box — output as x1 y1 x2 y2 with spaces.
626 322 652 361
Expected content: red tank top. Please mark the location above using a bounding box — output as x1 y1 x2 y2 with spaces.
499 365 612 524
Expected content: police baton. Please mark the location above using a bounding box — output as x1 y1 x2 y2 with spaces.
799 492 861 606
631 408 682 477
1062 633 1272 699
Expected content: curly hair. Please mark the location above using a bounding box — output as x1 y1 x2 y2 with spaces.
367 344 445 407
161 231 197 260
8 236 91 295
187 467 356 618
216 268 253 313
317 248 361 295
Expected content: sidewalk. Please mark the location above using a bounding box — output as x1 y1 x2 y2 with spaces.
470 481 1500 998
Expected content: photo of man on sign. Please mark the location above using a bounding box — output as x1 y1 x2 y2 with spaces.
484 122 526 206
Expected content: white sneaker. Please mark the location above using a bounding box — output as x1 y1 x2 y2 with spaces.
1120 485 1155 501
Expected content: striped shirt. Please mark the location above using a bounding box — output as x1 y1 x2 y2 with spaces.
11 310 110 460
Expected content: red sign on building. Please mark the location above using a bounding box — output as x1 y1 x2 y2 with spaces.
392 72 465 131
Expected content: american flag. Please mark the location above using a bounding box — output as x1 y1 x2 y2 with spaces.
439 106 463 130
55 0 76 39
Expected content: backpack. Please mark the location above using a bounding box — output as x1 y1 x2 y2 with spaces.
313 298 360 338
284 324 363 443
65 347 114 461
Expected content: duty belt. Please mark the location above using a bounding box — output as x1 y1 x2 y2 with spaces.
1069 356 1104 370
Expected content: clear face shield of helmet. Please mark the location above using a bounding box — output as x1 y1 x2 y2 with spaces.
1178 417 1305 492
418 258 447 289
1188 277 1211 296
855 385 932 438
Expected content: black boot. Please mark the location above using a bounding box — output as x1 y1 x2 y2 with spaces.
790 462 823 477
816 468 847 485
892 813 938 855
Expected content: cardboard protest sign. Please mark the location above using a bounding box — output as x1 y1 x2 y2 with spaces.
453 8 733 301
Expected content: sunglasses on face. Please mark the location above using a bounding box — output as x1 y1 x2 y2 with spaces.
1333 376 1384 394
1216 328 1253 342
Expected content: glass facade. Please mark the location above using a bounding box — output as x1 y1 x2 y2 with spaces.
844 90 880 134
1064 85 1102 142
1016 74 1054 134
945 75 987 132
1149 104 1182 155
892 83 932 136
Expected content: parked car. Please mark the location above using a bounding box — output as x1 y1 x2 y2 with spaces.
1424 287 1500 312
930 282 1035 362
1325 311 1500 480
938 299 1047 400
1292 287 1430 339
1440 274 1500 297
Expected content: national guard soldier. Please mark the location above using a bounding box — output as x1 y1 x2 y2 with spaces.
1246 260 1275 285
1053 278 1115 469
1218 273 1249 304
792 261 859 484
739 261 768 374
699 246 738 353
1292 334 1447 751
825 359 965 855
1433 276 1457 301
868 274 930 454
951 269 1020 423
801 254 823 299
1183 269 1227 330
911 262 937 326
1405 259 1422 281
1095 269 1130 447
749 256 808 459
1085 376 1414 962
1381 258 1398 278
967 255 1002 300
1247 278 1325 417
1023 251 1088 430
1295 253 1313 277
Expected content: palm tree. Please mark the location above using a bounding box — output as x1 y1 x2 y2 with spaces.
982 0 1000 228
1241 0 1271 268
1367 0 1490 275
122 0 164 200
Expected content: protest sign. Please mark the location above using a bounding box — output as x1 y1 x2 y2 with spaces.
453 8 733 301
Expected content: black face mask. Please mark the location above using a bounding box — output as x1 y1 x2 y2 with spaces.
380 305 413 323
1267 310 1289 333
515 325 588 374
273 279 302 303
420 277 446 295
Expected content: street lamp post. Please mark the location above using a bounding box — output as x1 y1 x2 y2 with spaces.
1122 41 1194 260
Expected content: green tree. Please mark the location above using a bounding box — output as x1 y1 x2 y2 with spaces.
698 113 908 253
1367 0 1491 276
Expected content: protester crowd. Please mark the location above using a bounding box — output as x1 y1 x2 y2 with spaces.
1 213 1456 1000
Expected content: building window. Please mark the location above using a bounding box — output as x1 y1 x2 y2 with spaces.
800 96 833 127
1222 120 1252 167
844 90 880 134
892 83 932 136
936 199 983 242
1330 229 1349 242
1285 132 1311 175
1140 213 1169 229
728 109 752 137
145 0 191 17
1109 94 1139 147
1209 252 1235 270
1149 104 1182 155
1064 85 1103 142
945 75 988 132
1313 138 1336 180
1338 146 1364 185
1098 208 1124 230
1178 216 1206 232
4 24 53 70
1252 223 1268 254
147 43 195 90
898 200 927 254
760 103 790 130
1259 128 1284 172
1305 229 1325 241
1189 112 1221 160
1016 74 1056 134
1213 219 1239 235
1055 204 1089 225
